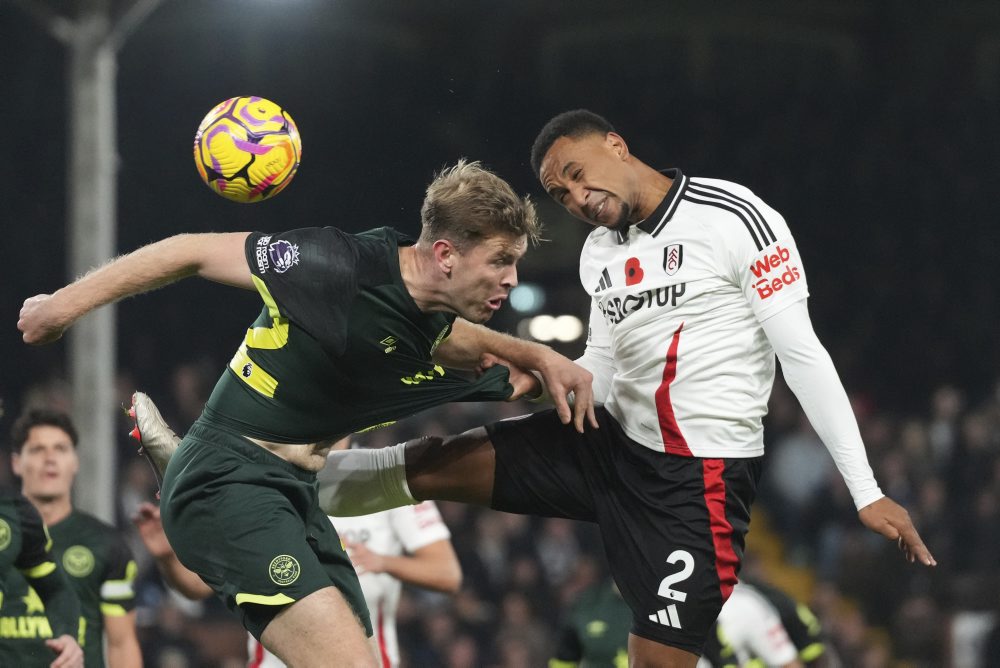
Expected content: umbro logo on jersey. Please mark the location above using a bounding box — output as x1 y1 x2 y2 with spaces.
648 604 682 629
594 268 613 293
663 244 683 276
380 336 398 353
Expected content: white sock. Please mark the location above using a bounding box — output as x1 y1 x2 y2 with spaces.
316 442 415 516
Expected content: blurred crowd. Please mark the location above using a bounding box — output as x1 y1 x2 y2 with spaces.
4 360 999 667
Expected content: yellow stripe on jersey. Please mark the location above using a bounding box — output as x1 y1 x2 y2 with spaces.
229 343 279 397
800 642 826 661
21 560 57 579
235 592 296 607
101 561 137 600
100 603 128 617
548 660 578 668
248 275 290 349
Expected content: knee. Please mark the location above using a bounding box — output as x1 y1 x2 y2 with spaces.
404 427 491 471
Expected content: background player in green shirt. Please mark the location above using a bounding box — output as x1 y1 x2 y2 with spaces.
0 485 83 668
18 160 595 667
4 409 141 668
550 579 631 668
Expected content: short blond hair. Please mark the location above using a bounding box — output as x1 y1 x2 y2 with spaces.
420 160 541 249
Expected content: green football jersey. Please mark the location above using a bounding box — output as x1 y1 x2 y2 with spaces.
0 492 51 585
551 582 632 668
0 509 136 667
203 226 514 442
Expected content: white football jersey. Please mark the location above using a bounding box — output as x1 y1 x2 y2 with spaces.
582 170 809 458
713 583 798 665
247 501 451 668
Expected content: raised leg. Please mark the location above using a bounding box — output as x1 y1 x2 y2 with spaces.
260 586 377 668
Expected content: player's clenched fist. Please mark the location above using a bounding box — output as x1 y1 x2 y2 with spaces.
18 294 68 345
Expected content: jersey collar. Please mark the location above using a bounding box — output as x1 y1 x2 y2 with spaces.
614 168 687 244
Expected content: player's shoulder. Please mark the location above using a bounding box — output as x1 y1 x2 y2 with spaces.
686 176 761 201
387 499 442 524
354 225 410 247
582 226 618 251
66 509 122 538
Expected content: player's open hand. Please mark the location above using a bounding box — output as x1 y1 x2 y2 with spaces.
131 502 173 558
46 634 84 668
342 539 385 575
18 294 68 345
858 496 937 566
536 352 597 433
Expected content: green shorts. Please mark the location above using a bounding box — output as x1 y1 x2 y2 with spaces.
159 419 372 641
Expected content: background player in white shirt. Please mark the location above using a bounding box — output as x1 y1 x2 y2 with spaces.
312 110 934 667
698 584 804 668
132 438 461 668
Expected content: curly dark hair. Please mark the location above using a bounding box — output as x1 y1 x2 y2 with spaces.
530 109 616 178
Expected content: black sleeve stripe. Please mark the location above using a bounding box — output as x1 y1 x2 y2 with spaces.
682 193 764 251
688 182 777 244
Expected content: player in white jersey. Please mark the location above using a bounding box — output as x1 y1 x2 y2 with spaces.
311 109 934 667
697 584 802 668
131 438 460 668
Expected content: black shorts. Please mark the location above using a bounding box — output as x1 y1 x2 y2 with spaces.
488 407 762 655
160 420 372 641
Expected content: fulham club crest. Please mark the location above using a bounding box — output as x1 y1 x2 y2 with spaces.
663 244 683 276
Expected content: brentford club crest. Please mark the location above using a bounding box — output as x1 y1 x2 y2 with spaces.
663 244 684 276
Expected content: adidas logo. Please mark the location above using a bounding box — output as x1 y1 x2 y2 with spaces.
648 604 682 628
594 267 613 293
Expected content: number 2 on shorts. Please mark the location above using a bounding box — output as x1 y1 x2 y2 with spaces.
657 549 694 602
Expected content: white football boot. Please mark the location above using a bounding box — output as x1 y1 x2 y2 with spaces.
127 391 181 493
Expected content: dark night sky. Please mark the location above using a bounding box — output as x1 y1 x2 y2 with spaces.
3 0 999 431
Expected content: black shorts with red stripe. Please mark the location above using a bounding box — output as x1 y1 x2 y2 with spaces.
487 406 762 655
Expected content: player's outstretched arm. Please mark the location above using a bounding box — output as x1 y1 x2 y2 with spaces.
761 301 936 567
19 232 253 345
858 497 936 566
435 319 597 432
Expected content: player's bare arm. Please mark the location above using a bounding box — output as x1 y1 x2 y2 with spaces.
45 634 84 668
435 318 597 432
103 611 142 668
343 538 462 594
131 502 214 600
19 232 253 345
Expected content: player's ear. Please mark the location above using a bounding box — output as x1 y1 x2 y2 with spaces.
432 239 456 275
10 452 22 477
606 132 629 161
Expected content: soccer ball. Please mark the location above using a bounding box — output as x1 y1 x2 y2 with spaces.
193 96 302 203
